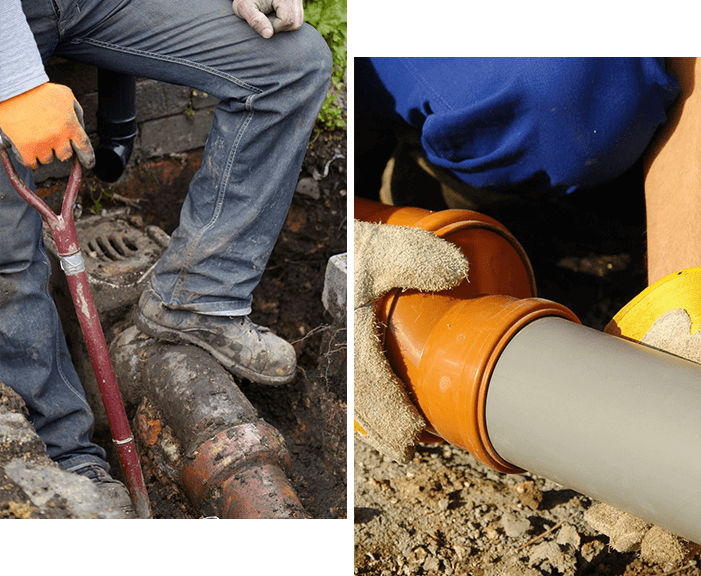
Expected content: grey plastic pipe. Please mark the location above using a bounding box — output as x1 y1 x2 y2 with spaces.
486 316 701 544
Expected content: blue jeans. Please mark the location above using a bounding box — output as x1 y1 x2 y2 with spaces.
1 0 332 470
357 57 679 195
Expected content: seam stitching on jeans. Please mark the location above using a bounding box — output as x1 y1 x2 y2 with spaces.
53 323 92 409
71 37 263 94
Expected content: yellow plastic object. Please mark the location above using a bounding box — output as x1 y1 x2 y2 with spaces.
605 268 701 340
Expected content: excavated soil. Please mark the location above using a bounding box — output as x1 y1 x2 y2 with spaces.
354 154 701 575
0 124 346 520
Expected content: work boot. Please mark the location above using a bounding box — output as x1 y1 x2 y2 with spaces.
73 463 136 518
135 287 296 385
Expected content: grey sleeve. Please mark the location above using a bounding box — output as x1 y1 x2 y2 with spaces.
0 0 49 102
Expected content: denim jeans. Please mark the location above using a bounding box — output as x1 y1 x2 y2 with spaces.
0 0 332 470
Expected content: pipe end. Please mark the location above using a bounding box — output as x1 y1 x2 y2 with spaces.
93 142 134 183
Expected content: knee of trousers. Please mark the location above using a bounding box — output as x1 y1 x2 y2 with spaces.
278 23 333 96
412 58 679 193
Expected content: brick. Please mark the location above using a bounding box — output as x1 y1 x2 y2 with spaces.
138 109 214 158
135 80 191 122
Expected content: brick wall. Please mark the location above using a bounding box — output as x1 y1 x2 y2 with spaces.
35 57 218 184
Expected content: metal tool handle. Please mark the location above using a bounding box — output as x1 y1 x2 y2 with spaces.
0 148 151 518
0 149 82 256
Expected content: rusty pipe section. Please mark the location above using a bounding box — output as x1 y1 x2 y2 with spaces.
181 425 302 519
111 326 307 518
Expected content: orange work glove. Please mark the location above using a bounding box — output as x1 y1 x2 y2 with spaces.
0 82 95 170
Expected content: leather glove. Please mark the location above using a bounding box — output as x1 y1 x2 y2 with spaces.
354 219 469 463
232 0 304 39
0 82 94 170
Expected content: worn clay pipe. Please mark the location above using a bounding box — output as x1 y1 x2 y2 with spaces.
111 326 308 518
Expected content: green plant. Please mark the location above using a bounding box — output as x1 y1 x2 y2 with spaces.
304 0 347 132
87 182 112 214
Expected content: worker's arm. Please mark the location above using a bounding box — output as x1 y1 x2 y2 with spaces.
1 0 48 102
644 57 701 285
0 0 93 169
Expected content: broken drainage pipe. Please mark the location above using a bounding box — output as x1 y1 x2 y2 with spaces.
355 198 701 544
111 326 308 518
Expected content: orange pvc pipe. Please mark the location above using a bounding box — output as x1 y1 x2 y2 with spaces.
355 199 579 472
355 197 537 300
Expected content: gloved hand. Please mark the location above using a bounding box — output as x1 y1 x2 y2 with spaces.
587 270 701 565
354 219 469 464
232 0 304 39
0 82 94 170
585 308 701 567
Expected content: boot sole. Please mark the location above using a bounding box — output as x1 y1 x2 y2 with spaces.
134 312 295 386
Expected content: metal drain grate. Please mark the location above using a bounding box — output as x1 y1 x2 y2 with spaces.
45 209 169 315
87 234 140 261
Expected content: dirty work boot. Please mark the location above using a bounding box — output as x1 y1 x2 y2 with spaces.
135 287 296 385
73 464 136 518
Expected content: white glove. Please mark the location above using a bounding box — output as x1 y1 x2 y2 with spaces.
354 220 469 463
232 0 304 38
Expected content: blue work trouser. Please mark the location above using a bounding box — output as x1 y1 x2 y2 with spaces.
0 0 332 470
357 57 679 195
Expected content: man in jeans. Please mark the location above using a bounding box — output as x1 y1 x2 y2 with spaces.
0 0 331 510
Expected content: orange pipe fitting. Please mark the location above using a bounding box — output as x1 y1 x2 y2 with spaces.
182 423 307 519
356 199 701 543
355 198 579 471
355 197 537 300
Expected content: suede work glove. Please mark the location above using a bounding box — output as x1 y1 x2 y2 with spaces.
354 220 469 464
0 82 94 170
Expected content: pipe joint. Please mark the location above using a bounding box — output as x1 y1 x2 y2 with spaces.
182 422 305 518
182 422 291 499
